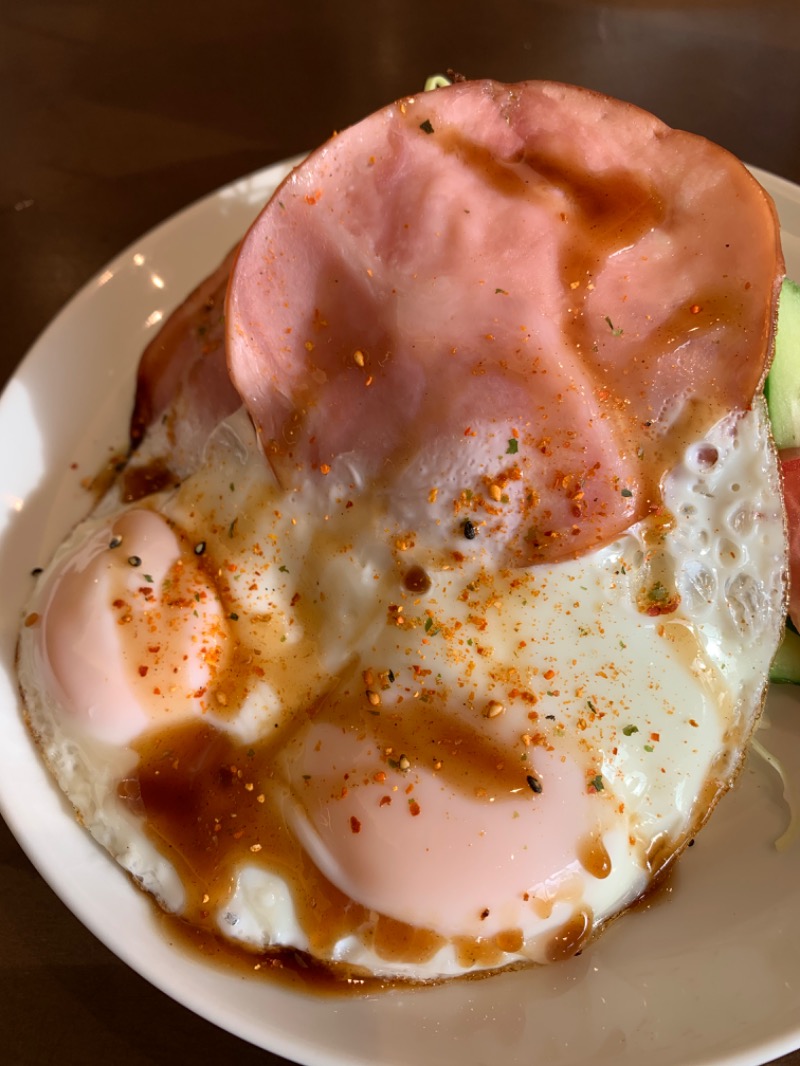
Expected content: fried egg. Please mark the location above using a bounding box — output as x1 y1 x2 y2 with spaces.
17 396 786 980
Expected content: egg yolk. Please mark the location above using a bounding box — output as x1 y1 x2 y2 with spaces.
38 508 230 744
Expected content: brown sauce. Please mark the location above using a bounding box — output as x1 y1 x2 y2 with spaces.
85 451 129 501
121 459 180 502
403 564 432 593
126 715 543 983
454 928 524 970
370 915 446 964
154 907 387 996
153 900 534 995
313 672 544 802
545 908 592 962
577 833 612 880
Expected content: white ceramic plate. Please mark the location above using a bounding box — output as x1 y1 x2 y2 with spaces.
1 160 800 1066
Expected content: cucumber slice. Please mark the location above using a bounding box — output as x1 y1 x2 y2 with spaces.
770 625 800 684
766 277 800 449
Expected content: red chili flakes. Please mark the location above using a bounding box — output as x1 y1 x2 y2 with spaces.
379 795 392 807
650 732 660 742
645 600 679 617
138 665 149 677
349 816 361 834
639 581 681 616
543 669 556 681
408 800 421 817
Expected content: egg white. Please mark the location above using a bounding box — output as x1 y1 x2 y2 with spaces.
17 398 786 980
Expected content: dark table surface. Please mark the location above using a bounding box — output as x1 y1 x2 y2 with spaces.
3 1 800 1063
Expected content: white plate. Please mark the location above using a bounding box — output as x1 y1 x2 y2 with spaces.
1 160 799 1066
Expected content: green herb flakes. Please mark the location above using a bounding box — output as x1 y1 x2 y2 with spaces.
604 315 624 336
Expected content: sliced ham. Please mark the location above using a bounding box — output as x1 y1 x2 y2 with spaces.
227 79 783 565
131 246 242 474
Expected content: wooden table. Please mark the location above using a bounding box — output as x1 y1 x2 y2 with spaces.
2 1 799 1062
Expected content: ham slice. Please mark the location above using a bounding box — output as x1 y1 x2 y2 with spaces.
224 80 782 565
131 246 241 474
